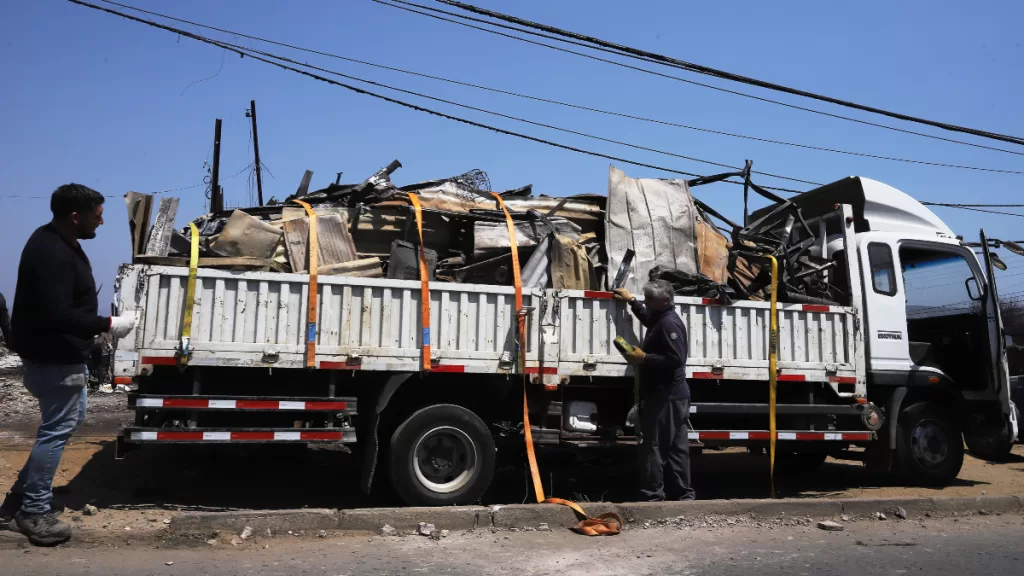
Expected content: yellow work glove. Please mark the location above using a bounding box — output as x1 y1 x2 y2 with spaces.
613 288 635 302
624 347 646 365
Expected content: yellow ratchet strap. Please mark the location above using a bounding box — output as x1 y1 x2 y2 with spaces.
408 193 432 372
177 222 200 368
292 199 318 368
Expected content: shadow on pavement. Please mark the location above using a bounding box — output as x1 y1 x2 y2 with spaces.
56 442 991 511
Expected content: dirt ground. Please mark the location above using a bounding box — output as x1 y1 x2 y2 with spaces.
3 511 1024 575
2 347 1023 542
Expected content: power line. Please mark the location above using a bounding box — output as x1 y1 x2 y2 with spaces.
204 36 818 187
68 0 811 201
0 164 252 200
90 1 1024 177
922 203 1024 218
370 0 1024 158
68 1 1024 221
923 202 1024 208
433 0 1024 148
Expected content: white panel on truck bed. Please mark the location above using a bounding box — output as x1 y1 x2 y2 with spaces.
119 265 541 372
555 291 861 395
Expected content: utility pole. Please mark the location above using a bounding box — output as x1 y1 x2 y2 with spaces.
246 100 264 206
211 118 223 212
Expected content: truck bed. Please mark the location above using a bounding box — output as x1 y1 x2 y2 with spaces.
114 265 863 395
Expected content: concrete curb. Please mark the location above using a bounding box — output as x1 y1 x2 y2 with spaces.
168 494 1024 536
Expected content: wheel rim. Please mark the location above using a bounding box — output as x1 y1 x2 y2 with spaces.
412 426 478 494
910 418 950 469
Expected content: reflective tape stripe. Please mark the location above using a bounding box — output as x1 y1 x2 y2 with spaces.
686 431 873 441
134 398 350 411
163 399 208 409
125 429 354 442
524 366 558 375
431 365 466 373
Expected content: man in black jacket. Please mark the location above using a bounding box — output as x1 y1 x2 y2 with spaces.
615 279 696 502
1 184 135 545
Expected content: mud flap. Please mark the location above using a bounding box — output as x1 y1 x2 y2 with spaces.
359 373 413 495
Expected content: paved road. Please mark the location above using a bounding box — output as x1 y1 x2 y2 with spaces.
3 514 1022 575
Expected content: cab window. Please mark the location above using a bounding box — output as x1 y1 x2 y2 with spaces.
868 243 897 296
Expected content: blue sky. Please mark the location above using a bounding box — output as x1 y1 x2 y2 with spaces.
2 0 1023 306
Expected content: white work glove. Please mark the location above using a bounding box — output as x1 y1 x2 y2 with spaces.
109 315 137 339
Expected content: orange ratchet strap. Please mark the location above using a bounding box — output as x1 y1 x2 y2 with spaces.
491 193 619 536
292 199 318 368
408 193 432 372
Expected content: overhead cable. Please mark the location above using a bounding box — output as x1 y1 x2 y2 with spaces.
433 0 1024 147
91 0 1024 176
369 0 1024 158
69 0 809 201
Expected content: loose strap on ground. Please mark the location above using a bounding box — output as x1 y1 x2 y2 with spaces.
542 498 623 536
291 199 318 368
177 221 200 368
408 193 432 372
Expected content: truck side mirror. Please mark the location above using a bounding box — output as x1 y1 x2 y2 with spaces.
965 277 982 301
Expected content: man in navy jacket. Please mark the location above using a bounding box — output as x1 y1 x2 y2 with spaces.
615 279 696 501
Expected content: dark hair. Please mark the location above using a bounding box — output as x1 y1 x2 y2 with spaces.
50 184 105 218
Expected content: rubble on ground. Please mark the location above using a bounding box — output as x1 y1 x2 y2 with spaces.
0 347 130 422
126 160 843 305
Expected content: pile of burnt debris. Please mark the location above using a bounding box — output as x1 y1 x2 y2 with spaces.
123 159 845 306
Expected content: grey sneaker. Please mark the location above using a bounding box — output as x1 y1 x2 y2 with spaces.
14 511 72 546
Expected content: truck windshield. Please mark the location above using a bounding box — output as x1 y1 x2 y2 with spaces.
902 252 978 320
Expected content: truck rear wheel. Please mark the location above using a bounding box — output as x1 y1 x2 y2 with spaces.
896 402 963 485
389 404 496 506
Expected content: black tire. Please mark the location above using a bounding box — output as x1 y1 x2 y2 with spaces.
389 404 496 506
895 402 964 485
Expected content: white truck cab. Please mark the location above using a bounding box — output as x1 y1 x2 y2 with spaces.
779 177 1017 478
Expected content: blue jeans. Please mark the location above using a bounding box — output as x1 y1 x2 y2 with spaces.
9 362 88 515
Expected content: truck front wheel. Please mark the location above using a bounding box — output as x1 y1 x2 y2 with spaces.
895 402 964 485
389 404 496 506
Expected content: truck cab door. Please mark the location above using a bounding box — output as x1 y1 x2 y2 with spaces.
979 230 1012 416
859 236 910 373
